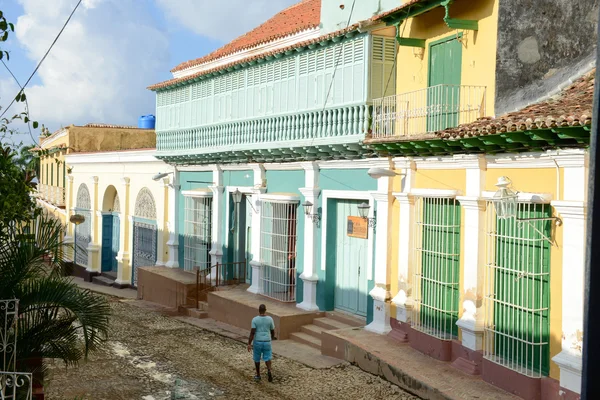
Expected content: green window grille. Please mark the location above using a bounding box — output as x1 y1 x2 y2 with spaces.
413 196 461 339
50 163 54 186
484 202 551 377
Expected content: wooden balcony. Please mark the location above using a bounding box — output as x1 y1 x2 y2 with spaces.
156 103 374 163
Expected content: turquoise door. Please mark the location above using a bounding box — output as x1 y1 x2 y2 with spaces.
331 199 369 316
101 214 119 272
427 36 462 132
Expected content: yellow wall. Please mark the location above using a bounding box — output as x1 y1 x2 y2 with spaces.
396 0 499 118
69 126 155 153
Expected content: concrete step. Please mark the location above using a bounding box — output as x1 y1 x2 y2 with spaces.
92 275 116 287
326 311 365 328
313 317 353 331
289 331 321 350
188 309 209 319
197 301 209 311
300 324 324 340
101 271 118 280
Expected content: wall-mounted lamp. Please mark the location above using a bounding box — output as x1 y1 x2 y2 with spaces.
153 171 213 190
232 189 243 205
357 202 376 228
302 201 320 224
492 176 562 244
367 167 404 179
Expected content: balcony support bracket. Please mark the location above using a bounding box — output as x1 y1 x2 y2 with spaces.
442 0 479 31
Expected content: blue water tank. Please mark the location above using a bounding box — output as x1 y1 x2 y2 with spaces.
138 115 156 129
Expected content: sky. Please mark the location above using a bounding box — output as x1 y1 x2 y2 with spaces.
0 0 298 145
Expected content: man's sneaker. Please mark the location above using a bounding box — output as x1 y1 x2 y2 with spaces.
267 371 273 382
254 375 261 382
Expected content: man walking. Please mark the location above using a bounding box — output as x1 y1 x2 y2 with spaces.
247 304 275 382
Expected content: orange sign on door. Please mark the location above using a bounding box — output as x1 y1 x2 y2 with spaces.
347 216 368 239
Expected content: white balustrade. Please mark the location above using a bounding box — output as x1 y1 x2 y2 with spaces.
372 85 486 138
157 104 371 153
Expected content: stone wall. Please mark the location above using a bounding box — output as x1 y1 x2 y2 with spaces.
69 125 156 153
494 0 598 115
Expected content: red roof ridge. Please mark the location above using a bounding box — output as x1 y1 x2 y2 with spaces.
171 0 321 74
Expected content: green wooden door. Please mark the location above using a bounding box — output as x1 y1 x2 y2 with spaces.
332 199 369 316
427 36 462 132
494 205 551 376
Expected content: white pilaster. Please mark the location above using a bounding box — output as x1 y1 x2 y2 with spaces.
115 177 131 286
166 171 180 268
298 162 320 311
209 166 225 267
551 201 585 394
456 197 486 350
155 177 170 266
248 164 266 294
391 164 415 323
365 173 392 334
64 175 75 261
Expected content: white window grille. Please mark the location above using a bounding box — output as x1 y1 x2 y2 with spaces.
412 196 461 340
260 200 298 302
484 201 551 377
184 195 213 273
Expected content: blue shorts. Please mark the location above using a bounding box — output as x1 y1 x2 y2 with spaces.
253 341 272 362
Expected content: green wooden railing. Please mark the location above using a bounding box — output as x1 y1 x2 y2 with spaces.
156 103 372 154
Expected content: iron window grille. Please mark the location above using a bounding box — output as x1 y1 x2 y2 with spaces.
260 200 298 303
184 195 213 273
484 201 551 377
412 196 461 340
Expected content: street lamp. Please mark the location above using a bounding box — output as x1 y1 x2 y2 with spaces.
302 201 320 224
232 189 243 205
69 214 85 266
357 202 376 228
491 176 562 244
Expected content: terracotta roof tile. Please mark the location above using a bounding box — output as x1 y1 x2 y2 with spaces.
437 70 595 139
171 0 322 73
150 0 435 91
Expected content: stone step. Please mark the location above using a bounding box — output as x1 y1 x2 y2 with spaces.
197 301 209 311
289 332 321 350
300 324 324 340
188 309 209 319
101 271 118 280
325 311 365 328
92 275 116 287
313 317 354 331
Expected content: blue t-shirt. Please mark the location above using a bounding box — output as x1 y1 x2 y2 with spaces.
251 315 275 342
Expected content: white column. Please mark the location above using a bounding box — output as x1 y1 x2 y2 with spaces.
248 164 266 294
209 166 225 267
115 177 131 286
155 177 170 266
86 176 101 273
166 170 179 268
551 201 585 394
298 162 320 311
365 175 392 334
455 197 486 350
391 164 415 323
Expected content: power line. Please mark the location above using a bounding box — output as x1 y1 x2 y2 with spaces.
0 0 83 120
1 60 37 146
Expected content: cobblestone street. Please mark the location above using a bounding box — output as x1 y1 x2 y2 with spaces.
45 297 419 399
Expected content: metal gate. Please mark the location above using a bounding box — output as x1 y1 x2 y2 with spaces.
132 188 158 287
74 184 92 267
260 200 298 302
132 220 157 287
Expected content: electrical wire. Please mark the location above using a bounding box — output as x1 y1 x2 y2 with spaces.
1 60 37 146
0 0 83 120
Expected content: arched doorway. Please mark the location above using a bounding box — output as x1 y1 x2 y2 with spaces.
75 184 92 267
101 186 120 273
131 188 158 287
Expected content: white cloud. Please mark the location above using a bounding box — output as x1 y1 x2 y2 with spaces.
155 0 299 43
3 0 170 131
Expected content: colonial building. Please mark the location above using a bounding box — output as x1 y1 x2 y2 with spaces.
143 0 593 399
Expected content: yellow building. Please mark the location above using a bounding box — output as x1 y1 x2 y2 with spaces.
365 0 592 398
